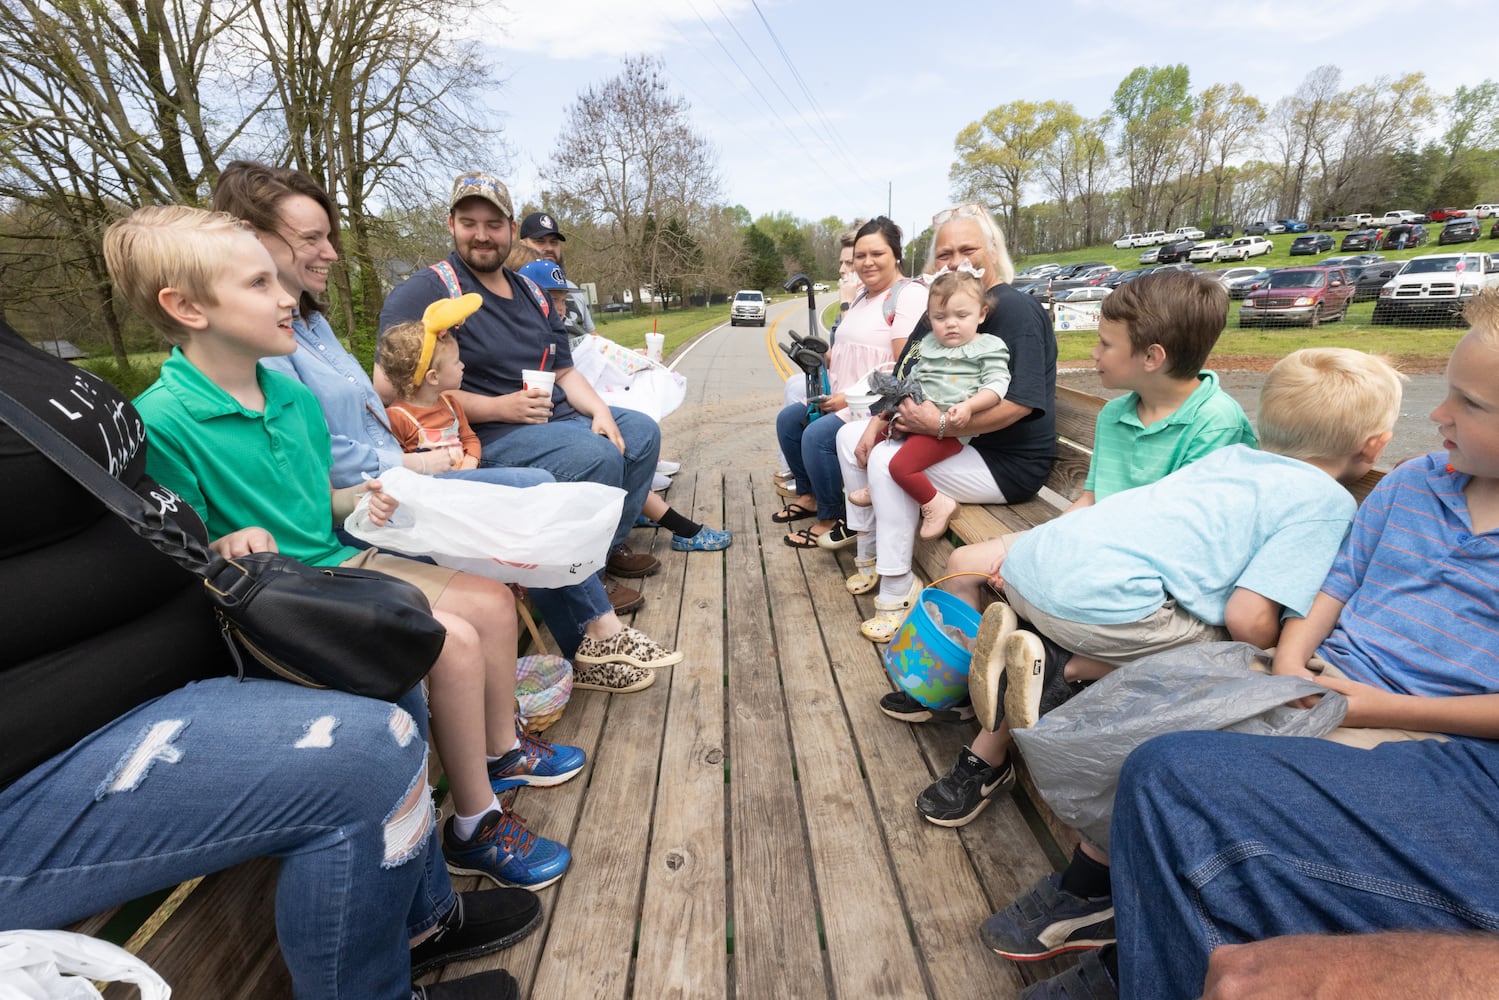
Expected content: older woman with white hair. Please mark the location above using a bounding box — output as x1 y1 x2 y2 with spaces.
836 203 1057 648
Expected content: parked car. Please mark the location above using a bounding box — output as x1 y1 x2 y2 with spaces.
1324 254 1384 268
1375 210 1422 226
1206 223 1235 239
1475 204 1499 219
1215 236 1274 261
1051 286 1113 303
1112 234 1143 249
1289 233 1335 255
1373 252 1499 325
1244 220 1285 236
1341 229 1380 251
1427 208 1472 223
1276 218 1310 233
601 301 631 313
1384 224 1428 249
1076 265 1119 283
1017 262 1062 277
1156 238 1197 264
1438 217 1483 245
1239 266 1356 328
1352 260 1404 301
1141 230 1171 246
729 289 766 326
1222 267 1274 299
1172 225 1207 240
1138 246 1161 264
1054 261 1110 279
1099 267 1155 288
1189 241 1228 262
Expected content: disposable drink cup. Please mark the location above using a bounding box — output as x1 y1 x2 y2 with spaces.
521 369 556 395
645 332 665 362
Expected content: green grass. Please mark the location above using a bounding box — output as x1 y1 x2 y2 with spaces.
592 304 731 357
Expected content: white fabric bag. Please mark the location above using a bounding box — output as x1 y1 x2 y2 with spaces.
344 467 624 588
0 930 169 1000
570 334 687 422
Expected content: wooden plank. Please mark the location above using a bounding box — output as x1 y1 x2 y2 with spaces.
755 474 929 998
726 470 828 997
524 475 692 1000
788 487 1037 999
1054 385 1105 445
634 472 729 1000
110 859 290 999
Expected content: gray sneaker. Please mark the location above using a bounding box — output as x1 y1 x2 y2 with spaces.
981 871 1115 960
1018 948 1118 999
878 690 975 723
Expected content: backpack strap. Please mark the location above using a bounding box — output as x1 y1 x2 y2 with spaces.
427 260 551 319
849 277 915 327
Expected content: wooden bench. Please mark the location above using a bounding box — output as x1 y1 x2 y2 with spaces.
911 383 1387 852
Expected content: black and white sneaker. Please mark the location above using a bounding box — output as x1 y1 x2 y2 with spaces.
409 888 542 977
915 745 1016 827
1003 629 1083 729
878 690 975 724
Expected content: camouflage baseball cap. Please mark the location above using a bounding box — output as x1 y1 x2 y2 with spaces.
448 172 513 218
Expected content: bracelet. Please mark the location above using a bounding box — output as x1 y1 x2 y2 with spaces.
937 413 947 440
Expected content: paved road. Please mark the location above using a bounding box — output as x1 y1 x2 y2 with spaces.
658 292 830 473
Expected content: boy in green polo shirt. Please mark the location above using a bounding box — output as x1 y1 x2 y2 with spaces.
107 205 580 891
906 269 1256 828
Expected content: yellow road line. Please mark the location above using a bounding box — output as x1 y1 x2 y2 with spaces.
765 307 796 381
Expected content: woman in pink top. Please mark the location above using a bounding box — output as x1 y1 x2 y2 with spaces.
774 217 928 548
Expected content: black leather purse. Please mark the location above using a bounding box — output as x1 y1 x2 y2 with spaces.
0 389 445 701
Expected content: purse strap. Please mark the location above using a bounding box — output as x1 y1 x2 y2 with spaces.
0 387 218 578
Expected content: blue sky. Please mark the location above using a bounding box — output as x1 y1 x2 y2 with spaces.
471 0 1497 235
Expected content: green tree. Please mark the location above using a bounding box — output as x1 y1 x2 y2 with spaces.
1108 65 1193 229
1190 83 1265 227
950 100 1079 242
741 224 781 290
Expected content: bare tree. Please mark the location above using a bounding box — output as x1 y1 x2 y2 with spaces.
1190 83 1265 226
1309 74 1435 217
1270 65 1341 217
543 56 721 312
0 0 505 357
1108 65 1193 229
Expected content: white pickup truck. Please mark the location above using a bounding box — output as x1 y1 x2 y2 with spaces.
1371 252 1499 325
1374 210 1422 227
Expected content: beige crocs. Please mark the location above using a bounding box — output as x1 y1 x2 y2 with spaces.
860 579 922 643
845 556 879 595
575 626 684 670
572 660 655 693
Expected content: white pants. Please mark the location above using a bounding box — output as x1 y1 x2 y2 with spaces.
836 419 1007 587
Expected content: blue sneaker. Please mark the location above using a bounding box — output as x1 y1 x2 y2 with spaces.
488 732 586 793
981 871 1115 960
671 525 732 551
443 810 571 890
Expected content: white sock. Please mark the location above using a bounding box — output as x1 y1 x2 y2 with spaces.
452 794 502 841
856 534 877 562
485 735 522 765
881 572 914 601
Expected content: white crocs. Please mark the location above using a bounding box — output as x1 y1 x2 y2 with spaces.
845 556 879 595
860 578 922 643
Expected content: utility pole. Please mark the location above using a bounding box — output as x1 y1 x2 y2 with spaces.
887 181 892 219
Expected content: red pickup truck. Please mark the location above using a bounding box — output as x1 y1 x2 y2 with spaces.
1238 266 1357 328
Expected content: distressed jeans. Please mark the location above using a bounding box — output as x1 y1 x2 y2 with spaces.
0 678 453 1000
1112 731 1499 999
480 407 661 551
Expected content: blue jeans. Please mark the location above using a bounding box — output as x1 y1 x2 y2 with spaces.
775 402 846 520
481 408 660 550
1112 731 1499 999
0 678 452 1000
443 465 612 658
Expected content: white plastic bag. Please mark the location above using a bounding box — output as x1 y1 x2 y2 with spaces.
1011 642 1347 851
344 466 624 588
570 334 687 422
0 930 169 999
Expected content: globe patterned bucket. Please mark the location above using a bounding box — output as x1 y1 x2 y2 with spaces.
883 587 982 709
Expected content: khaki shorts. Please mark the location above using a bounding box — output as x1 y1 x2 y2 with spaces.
1003 587 1230 665
340 548 457 609
1307 658 1447 750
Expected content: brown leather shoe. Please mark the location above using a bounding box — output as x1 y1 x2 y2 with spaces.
603 577 644 614
606 545 660 578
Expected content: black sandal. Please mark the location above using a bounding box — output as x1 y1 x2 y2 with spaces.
784 526 823 548
772 502 816 524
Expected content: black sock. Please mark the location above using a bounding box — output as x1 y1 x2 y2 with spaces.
1058 843 1112 900
656 507 702 538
